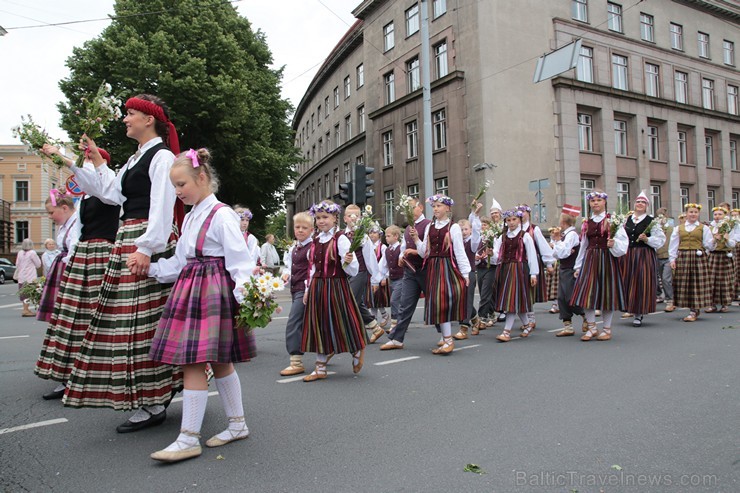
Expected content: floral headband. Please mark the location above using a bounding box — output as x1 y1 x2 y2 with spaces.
368 221 383 234
309 201 343 216
426 194 454 206
684 203 702 210
712 206 728 214
516 204 531 213
237 209 253 220
586 191 608 201
502 209 524 219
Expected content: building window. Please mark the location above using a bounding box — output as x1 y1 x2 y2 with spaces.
648 125 659 160
356 154 364 168
680 187 689 209
344 76 351 99
15 180 29 202
670 23 683 50
433 0 447 18
728 85 739 116
617 182 630 211
317 105 322 125
674 71 688 104
345 115 352 141
581 179 595 216
333 86 339 108
576 46 593 83
572 0 588 22
384 71 396 104
384 190 395 226
407 57 420 92
324 96 329 117
344 162 351 182
578 113 593 151
408 184 419 198
383 131 394 167
433 109 447 150
435 177 448 196
731 139 738 171
356 64 364 88
333 168 339 194
702 78 714 110
434 41 448 79
697 32 710 59
334 124 341 148
707 189 716 211
677 131 687 164
645 63 660 97
705 135 714 167
317 138 323 160
326 132 331 153
612 54 628 90
640 13 654 42
650 185 661 212
614 120 627 156
406 4 419 36
15 221 29 243
733 191 739 210
607 2 622 33
358 105 365 133
311 113 315 132
324 173 330 198
724 40 735 66
406 120 419 159
383 22 395 51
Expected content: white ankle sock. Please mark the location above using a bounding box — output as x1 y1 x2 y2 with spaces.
163 432 200 452
214 372 244 419
53 383 66 392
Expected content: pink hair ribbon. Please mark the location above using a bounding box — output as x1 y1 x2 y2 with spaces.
186 149 200 168
49 189 57 207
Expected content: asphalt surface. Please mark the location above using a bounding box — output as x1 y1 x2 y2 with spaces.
0 282 738 492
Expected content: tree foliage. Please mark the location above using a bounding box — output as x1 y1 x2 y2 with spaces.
57 0 298 227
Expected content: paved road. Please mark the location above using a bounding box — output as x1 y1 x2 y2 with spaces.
1 282 738 492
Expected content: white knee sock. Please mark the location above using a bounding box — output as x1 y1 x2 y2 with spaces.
215 372 244 419
162 389 208 451
440 322 452 337
602 310 614 328
585 309 596 324
504 313 516 331
518 313 529 326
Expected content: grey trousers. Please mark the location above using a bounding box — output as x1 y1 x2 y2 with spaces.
657 258 673 301
558 267 584 321
476 264 495 319
349 270 375 324
461 271 478 325
389 278 403 319
285 291 305 356
388 267 426 343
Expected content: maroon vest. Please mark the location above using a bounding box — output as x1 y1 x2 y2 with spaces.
385 244 404 280
428 222 452 258
464 237 477 273
311 231 346 279
403 218 432 271
586 219 609 250
290 242 311 294
500 231 527 264
559 230 581 270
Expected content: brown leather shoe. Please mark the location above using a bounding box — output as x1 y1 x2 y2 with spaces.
380 340 404 350
496 332 511 342
595 329 611 341
303 362 328 382
664 303 676 312
581 323 599 341
431 337 454 354
556 328 575 337
471 326 480 336
280 356 305 376
368 327 385 344
520 323 534 338
683 312 698 322
453 326 469 340
352 349 365 374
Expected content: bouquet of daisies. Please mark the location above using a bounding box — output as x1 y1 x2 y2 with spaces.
11 116 66 168
481 223 503 266
717 217 740 236
638 216 662 242
73 82 123 167
395 190 415 226
18 276 46 308
236 272 285 329
607 212 627 238
345 205 376 268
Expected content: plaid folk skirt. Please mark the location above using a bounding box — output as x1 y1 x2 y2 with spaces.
708 251 734 307
36 252 66 323
570 249 626 311
546 263 559 301
424 257 467 324
64 219 183 410
35 239 112 382
673 250 711 309
494 261 532 313
149 256 256 365
622 247 658 315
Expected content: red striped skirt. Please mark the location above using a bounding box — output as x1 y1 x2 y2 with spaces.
494 261 532 313
424 256 467 324
570 249 625 311
364 276 391 308
622 247 658 315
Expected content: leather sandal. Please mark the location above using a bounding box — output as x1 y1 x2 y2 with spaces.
471 325 480 336
369 327 385 344
432 337 454 354
581 323 599 341
719 306 729 313
705 306 717 313
520 323 534 338
496 331 511 342
682 312 698 322
303 362 328 382
352 349 365 374
664 303 676 312
205 417 249 447
596 328 612 341
453 326 469 340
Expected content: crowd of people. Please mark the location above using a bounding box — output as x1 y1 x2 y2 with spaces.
20 92 740 465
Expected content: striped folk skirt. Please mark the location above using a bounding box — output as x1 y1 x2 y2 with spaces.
301 277 367 354
424 256 467 324
494 261 532 313
36 252 66 323
546 263 559 301
35 239 112 383
364 276 391 308
622 247 658 315
672 250 711 309
532 255 548 303
734 244 740 298
149 257 256 365
708 251 734 307
64 219 183 410
570 248 626 311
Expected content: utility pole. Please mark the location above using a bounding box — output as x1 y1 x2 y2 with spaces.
419 0 434 217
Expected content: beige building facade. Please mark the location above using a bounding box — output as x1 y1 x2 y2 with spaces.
290 0 739 227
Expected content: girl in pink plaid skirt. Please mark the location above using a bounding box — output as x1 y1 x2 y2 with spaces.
138 148 258 463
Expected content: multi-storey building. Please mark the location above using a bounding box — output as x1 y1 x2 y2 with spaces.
0 145 72 251
290 0 739 228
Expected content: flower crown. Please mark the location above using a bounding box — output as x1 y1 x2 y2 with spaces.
586 191 608 201
502 208 524 219
712 206 728 214
516 204 531 213
426 194 454 206
368 221 383 234
309 201 343 216
237 209 253 220
684 203 702 210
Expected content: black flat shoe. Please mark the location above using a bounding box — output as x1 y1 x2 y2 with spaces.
42 389 65 400
116 410 166 434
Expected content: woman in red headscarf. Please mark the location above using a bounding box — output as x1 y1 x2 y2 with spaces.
62 94 185 433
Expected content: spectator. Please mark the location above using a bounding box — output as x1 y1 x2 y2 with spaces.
41 238 60 277
16 238 42 317
260 234 281 275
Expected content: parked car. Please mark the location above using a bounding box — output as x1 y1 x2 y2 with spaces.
0 258 17 284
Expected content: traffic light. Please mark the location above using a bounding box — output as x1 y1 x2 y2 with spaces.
339 180 354 205
354 164 374 205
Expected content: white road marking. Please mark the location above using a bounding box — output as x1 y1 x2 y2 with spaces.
0 418 68 435
170 391 219 403
0 335 30 340
0 303 22 309
374 356 420 366
277 371 337 383
452 344 481 352
272 316 288 320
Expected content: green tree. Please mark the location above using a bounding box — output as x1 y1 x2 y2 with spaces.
57 0 298 227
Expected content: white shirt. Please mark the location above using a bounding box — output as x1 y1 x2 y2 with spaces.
308 227 358 280
668 221 716 262
243 232 260 262
72 137 176 257
344 226 382 285
415 218 472 278
552 226 580 261
148 194 255 302
491 226 540 275
630 213 666 250
573 212 629 271
57 213 81 264
260 242 280 267
522 221 555 266
468 212 482 252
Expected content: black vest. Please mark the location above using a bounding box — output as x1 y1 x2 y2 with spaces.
79 196 120 242
121 142 169 220
624 214 653 248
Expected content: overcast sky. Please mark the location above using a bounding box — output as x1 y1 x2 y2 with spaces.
0 0 356 144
